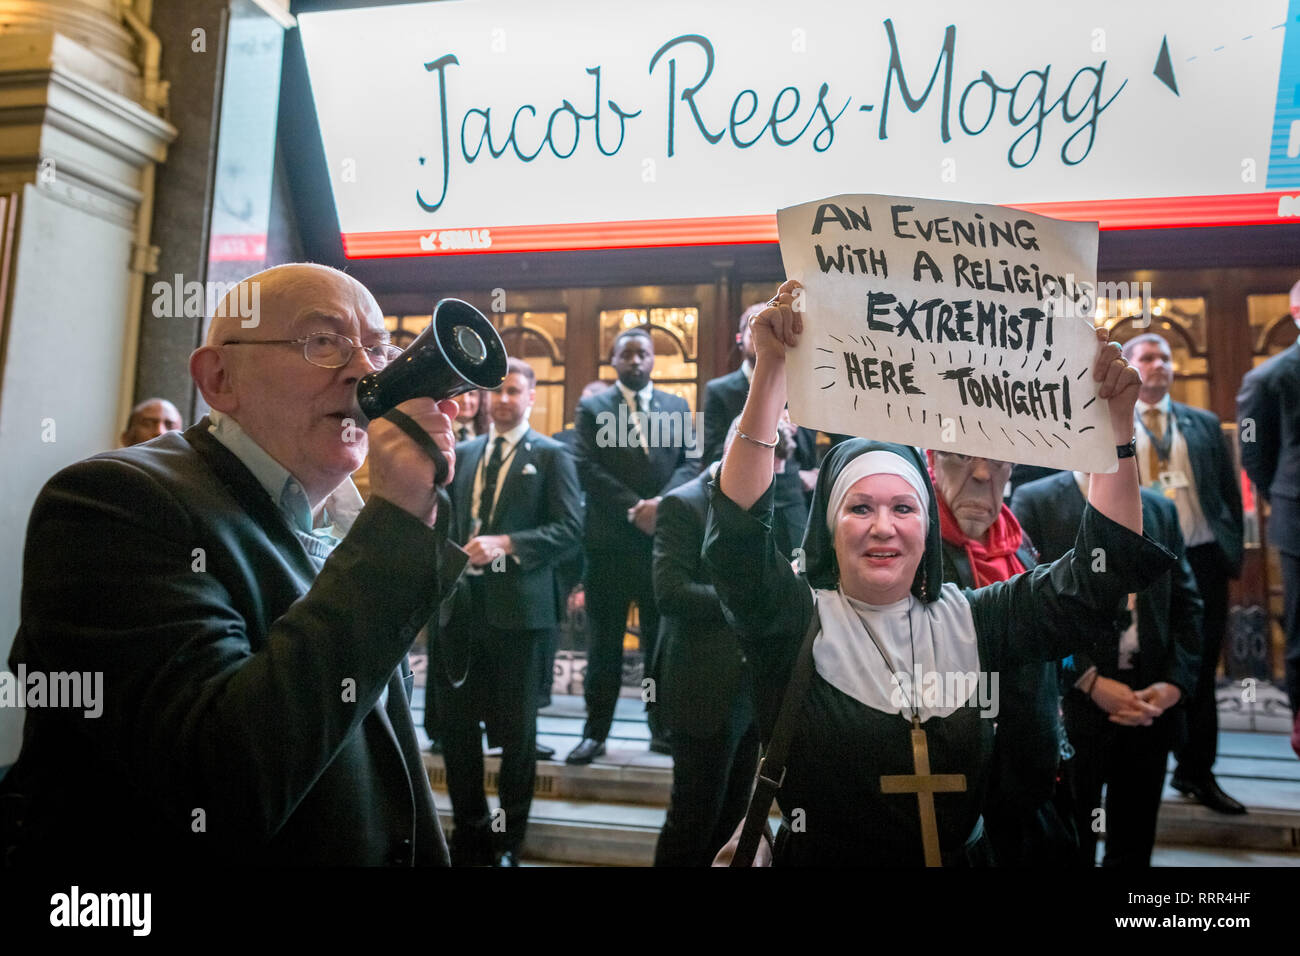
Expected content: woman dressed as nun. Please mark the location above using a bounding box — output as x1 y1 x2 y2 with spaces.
706 280 1177 867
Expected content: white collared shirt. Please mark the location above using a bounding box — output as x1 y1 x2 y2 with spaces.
207 410 363 541
470 418 531 529
1133 394 1213 548
615 380 654 453
615 379 653 411
208 410 377 703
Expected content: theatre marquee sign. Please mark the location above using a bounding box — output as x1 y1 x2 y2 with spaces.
298 0 1300 257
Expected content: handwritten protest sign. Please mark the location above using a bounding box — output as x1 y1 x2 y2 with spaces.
779 193 1115 473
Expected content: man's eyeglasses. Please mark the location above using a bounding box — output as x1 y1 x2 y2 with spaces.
220 332 404 370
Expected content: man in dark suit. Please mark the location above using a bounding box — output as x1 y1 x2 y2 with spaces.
1237 298 1300 721
1 264 464 866
542 380 608 715
1012 472 1202 866
652 418 805 866
436 359 581 865
1124 333 1245 814
701 303 819 492
566 328 698 763
928 449 1075 866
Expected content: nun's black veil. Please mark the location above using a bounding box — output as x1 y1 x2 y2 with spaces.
801 439 944 604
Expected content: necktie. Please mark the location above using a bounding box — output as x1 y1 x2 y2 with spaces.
479 436 506 527
630 394 649 455
457 424 470 442
1142 407 1162 484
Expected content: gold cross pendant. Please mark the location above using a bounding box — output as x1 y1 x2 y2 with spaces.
879 716 967 867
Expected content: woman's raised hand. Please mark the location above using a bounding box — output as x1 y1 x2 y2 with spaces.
1091 325 1141 443
750 279 805 364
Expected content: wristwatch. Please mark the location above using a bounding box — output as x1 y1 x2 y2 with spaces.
1116 438 1137 459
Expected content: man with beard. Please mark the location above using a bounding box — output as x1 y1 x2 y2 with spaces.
566 328 697 763
1124 333 1244 814
436 359 581 865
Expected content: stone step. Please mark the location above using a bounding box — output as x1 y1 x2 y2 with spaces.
423 750 673 806
432 789 1300 867
421 696 1300 864
430 788 1300 867
432 791 661 866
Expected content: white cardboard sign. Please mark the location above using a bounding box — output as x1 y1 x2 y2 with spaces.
779 193 1116 473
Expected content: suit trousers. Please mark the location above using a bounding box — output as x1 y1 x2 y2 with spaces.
653 696 759 867
1283 551 1300 714
1175 542 1228 779
439 623 546 862
582 546 660 741
1062 678 1174 867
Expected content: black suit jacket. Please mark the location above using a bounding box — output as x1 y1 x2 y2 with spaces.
575 384 699 551
1238 342 1300 554
551 427 586 592
1167 400 1245 576
1011 472 1202 696
652 473 750 736
3 421 465 866
701 366 818 471
702 368 750 469
939 535 1062 808
445 429 582 631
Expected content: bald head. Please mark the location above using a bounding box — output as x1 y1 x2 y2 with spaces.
204 262 382 347
121 397 183 446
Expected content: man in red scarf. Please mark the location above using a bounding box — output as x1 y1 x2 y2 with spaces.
928 450 1076 866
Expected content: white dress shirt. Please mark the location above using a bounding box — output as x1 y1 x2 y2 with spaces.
615 379 654 453
470 418 531 530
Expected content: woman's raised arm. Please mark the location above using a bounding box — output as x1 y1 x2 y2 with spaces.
1085 325 1143 534
720 279 803 510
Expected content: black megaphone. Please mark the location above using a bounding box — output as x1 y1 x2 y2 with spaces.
356 298 508 484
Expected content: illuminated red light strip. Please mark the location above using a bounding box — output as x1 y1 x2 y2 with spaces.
340 191 1300 258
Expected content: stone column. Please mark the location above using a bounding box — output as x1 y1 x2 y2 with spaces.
0 1 176 765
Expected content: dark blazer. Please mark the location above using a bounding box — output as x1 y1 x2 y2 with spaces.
652 472 750 736
1168 400 1245 576
575 384 699 550
939 535 1062 808
701 366 818 471
551 426 586 593
1011 472 1202 696
2 421 465 866
1238 342 1300 554
702 368 750 469
445 428 582 630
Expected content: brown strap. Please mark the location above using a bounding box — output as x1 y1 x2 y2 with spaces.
730 595 820 867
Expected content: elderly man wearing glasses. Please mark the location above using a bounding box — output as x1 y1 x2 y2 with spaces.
2 263 466 867
927 448 1077 866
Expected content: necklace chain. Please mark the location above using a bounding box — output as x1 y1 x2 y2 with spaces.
853 594 921 723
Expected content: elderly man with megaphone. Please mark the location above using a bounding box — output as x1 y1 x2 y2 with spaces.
2 263 507 867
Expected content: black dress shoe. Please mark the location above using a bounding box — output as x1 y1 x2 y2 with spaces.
648 736 672 755
1171 774 1247 815
495 850 521 867
565 738 605 765
535 743 556 761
